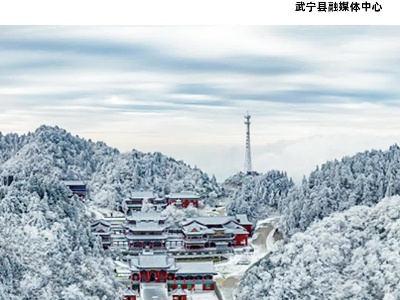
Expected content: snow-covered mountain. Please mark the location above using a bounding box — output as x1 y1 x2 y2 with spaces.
235 196 400 300
224 171 294 222
278 145 400 237
0 125 119 180
0 125 225 299
90 151 221 209
0 125 223 210
0 172 121 299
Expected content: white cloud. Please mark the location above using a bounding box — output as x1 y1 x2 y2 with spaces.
0 26 400 181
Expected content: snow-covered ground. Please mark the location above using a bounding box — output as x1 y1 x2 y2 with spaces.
215 217 279 300
256 216 280 227
136 291 219 300
141 283 168 300
189 291 219 300
87 202 124 219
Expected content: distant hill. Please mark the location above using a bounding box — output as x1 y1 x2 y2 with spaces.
0 125 223 210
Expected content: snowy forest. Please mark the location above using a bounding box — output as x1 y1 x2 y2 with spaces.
224 171 294 222
3 125 400 299
234 145 400 299
236 196 400 300
278 145 400 237
0 125 222 210
0 173 121 299
0 125 222 299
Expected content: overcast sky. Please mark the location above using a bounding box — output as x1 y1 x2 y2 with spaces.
1 26 400 182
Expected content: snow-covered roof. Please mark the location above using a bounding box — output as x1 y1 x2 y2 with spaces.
166 192 200 199
126 234 168 240
126 222 166 231
182 219 248 235
111 235 126 241
62 180 86 186
104 217 125 224
171 286 189 295
123 289 139 296
176 261 215 275
115 261 131 276
131 191 155 199
185 239 207 244
91 219 111 228
110 224 124 229
224 221 249 233
183 216 234 226
129 250 215 275
115 260 130 269
182 222 208 233
131 250 175 270
126 212 166 222
154 197 166 201
236 214 252 225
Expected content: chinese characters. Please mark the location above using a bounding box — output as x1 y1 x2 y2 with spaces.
295 1 382 12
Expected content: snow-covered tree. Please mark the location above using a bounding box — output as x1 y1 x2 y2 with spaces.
225 171 294 222
0 177 122 299
236 196 400 300
279 144 400 237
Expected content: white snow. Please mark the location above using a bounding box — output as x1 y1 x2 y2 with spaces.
215 217 277 300
87 202 124 219
189 291 219 300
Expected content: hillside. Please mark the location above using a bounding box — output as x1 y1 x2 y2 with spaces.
0 125 119 181
90 151 221 210
278 145 400 237
0 125 223 210
0 174 121 299
235 196 400 300
224 171 294 222
0 125 223 299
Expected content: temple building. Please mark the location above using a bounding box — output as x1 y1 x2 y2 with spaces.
181 216 250 250
91 213 252 253
90 220 112 249
165 192 201 208
127 249 216 292
122 289 138 300
124 213 168 250
62 180 87 198
123 191 168 212
171 286 189 300
123 191 156 212
2 175 14 186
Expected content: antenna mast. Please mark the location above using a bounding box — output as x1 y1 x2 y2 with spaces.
244 113 252 173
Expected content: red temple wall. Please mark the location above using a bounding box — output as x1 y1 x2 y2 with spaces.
139 270 167 283
234 234 248 246
241 224 252 235
167 199 199 208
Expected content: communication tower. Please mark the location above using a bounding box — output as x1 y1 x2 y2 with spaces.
244 113 252 173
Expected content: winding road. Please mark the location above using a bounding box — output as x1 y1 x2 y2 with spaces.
217 220 276 300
